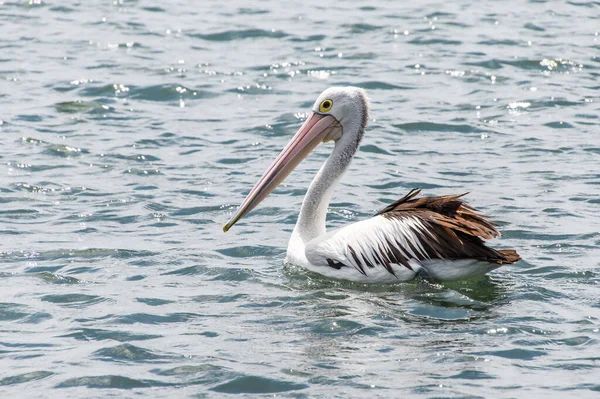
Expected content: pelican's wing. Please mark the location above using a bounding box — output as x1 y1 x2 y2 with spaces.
305 189 520 278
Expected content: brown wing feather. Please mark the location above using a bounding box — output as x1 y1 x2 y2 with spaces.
375 189 520 265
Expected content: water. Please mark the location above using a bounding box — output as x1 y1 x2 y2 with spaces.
1 0 599 397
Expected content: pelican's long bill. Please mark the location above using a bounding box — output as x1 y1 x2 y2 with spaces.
223 112 340 232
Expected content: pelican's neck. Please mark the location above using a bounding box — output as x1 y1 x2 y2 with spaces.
286 87 369 265
290 136 358 247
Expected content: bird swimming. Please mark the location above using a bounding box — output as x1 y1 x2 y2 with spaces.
223 87 520 283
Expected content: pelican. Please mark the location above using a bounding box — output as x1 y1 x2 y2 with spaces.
223 87 520 283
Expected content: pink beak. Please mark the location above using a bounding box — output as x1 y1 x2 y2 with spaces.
224 112 339 232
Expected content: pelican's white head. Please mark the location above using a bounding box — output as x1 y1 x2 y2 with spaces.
310 86 369 143
223 86 369 232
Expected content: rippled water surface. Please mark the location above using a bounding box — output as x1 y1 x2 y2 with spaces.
1 0 599 397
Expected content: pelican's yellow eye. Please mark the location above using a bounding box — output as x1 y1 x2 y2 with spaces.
319 99 333 113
